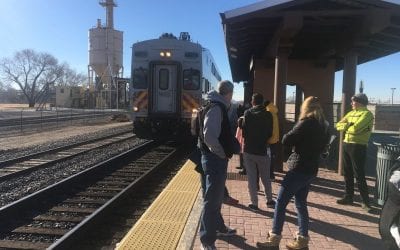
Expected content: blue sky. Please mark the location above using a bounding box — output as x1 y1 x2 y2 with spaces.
0 0 399 103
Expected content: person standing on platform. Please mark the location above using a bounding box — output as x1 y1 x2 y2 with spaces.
198 80 239 250
379 157 400 250
257 96 329 250
265 100 280 180
336 93 374 213
241 93 275 211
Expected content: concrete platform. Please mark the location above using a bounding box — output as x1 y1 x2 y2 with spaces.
192 154 384 250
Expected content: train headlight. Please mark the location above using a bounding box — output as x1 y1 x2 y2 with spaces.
160 51 172 57
133 106 139 112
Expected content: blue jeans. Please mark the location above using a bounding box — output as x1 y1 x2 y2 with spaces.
200 151 228 246
272 170 315 237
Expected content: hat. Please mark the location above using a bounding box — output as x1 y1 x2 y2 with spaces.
352 93 368 106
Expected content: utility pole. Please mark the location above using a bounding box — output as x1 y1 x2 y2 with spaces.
391 88 396 105
359 80 364 93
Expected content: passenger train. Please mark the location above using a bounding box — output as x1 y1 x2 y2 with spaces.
130 32 222 138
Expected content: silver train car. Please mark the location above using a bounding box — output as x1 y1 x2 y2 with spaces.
131 32 221 138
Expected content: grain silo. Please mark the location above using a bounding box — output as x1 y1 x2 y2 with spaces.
88 0 123 108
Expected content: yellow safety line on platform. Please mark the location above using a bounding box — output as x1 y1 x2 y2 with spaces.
116 161 201 250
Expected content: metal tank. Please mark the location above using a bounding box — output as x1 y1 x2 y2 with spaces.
88 24 123 85
88 0 123 108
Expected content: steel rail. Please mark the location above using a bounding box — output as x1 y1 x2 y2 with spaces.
0 133 136 182
0 140 162 249
0 130 132 168
49 141 178 250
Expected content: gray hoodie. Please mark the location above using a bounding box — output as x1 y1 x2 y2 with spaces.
203 90 230 159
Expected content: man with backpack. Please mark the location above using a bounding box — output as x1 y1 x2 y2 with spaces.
197 80 239 250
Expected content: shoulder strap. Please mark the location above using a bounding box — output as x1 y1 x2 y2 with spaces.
198 101 227 141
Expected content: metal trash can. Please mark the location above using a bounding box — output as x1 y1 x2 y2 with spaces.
374 142 400 205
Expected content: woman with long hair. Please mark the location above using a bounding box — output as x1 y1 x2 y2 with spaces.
257 96 329 250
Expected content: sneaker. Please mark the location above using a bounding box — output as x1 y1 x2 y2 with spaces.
286 232 309 250
266 200 276 208
200 243 217 250
248 204 260 211
336 196 353 205
361 203 372 213
224 196 239 205
256 231 282 249
216 226 237 236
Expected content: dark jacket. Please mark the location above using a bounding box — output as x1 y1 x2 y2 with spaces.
199 90 231 159
198 100 239 159
242 105 273 155
283 117 329 175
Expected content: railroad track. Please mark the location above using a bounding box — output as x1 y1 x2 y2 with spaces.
0 111 116 128
0 131 135 181
0 110 127 137
0 140 182 249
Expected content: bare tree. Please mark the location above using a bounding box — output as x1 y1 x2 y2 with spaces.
0 49 65 107
57 63 87 86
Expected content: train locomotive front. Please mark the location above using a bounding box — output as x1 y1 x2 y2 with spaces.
131 32 220 139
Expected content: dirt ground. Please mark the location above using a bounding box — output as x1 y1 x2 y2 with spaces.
0 121 132 151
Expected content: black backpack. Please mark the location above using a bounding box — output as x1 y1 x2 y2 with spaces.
191 101 240 158
191 100 220 139
190 103 207 138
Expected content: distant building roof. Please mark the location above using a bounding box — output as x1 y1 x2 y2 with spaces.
221 0 400 82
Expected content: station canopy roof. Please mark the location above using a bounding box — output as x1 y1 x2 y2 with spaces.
221 0 400 82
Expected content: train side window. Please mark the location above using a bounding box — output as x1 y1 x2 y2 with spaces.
184 52 199 58
133 67 148 89
159 69 169 90
183 69 200 90
134 51 148 57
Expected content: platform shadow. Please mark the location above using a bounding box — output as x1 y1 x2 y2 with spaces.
309 176 377 200
283 210 384 249
307 201 380 223
227 202 274 217
217 234 258 249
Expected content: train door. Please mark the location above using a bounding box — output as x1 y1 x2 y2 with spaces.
152 64 178 114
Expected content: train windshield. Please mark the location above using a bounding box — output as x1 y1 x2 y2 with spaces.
133 67 148 89
183 69 200 90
